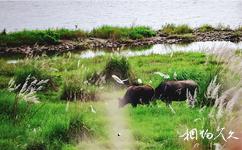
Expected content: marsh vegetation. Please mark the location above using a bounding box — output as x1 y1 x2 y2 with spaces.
1 47 236 150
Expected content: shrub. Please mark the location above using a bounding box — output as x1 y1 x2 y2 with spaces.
128 26 156 39
0 30 60 47
198 24 215 32
104 56 135 83
60 72 96 101
161 24 193 35
90 25 156 40
0 29 87 47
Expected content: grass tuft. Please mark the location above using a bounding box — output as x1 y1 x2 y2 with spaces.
161 24 193 35
198 24 215 32
60 72 97 101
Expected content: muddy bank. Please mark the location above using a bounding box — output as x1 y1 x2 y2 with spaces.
1 30 241 56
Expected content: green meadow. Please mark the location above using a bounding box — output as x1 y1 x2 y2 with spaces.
0 51 222 149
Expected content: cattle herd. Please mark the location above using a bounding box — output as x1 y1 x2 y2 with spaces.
118 79 198 108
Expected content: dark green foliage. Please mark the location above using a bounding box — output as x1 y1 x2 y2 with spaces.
0 30 60 47
0 29 87 47
26 142 46 150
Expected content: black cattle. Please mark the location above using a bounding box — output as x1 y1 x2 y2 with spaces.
119 85 155 107
154 80 198 105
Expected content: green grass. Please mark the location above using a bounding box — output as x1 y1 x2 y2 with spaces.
0 90 108 150
198 24 215 32
161 24 193 35
0 26 156 47
1 24 241 47
60 71 97 101
129 52 220 105
0 29 87 47
0 51 222 149
90 25 156 40
127 102 210 150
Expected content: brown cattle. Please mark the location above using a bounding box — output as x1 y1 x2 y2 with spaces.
154 80 198 106
119 85 155 107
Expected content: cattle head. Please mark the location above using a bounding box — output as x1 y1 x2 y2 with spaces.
118 97 127 108
154 84 166 100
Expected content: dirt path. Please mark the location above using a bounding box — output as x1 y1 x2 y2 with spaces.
77 90 135 150
101 90 135 150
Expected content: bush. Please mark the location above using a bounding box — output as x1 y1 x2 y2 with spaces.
128 26 156 39
90 25 156 40
0 29 88 47
161 24 193 35
0 30 60 47
198 24 215 32
104 56 135 82
60 72 96 101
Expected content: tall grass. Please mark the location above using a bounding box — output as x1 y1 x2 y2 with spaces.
90 25 156 40
103 56 138 85
198 24 215 32
0 90 108 150
60 71 97 101
0 29 87 47
161 24 193 35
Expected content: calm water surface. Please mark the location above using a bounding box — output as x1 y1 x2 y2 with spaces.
0 0 242 31
80 41 242 58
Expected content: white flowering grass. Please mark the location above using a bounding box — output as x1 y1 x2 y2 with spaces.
8 75 49 120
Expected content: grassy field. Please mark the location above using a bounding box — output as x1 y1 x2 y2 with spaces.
0 51 222 149
127 103 211 150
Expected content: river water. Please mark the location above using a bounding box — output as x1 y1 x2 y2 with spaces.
80 41 242 58
1 0 242 31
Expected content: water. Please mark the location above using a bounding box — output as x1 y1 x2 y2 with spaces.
1 0 242 32
80 41 242 58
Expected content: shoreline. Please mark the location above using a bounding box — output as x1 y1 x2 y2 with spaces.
1 25 242 56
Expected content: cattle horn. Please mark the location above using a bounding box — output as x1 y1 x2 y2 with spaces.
154 72 170 79
112 75 128 85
